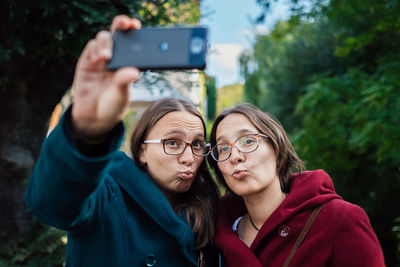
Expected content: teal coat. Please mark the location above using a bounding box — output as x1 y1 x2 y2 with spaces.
25 111 200 266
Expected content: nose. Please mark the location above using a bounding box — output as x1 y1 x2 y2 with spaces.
229 146 245 164
178 145 195 165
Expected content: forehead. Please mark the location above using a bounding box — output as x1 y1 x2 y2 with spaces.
216 113 257 140
148 111 204 138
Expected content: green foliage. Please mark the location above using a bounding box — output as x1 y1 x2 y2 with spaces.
139 1 201 25
0 1 199 266
205 75 217 121
293 59 400 265
239 49 261 104
240 17 339 130
294 61 400 172
120 107 139 154
205 120 213 141
326 0 400 62
0 224 66 267
247 0 400 264
217 83 244 114
0 0 199 69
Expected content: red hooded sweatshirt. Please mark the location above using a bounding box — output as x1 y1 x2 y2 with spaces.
215 170 385 266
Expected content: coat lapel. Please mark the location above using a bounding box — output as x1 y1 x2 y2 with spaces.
110 152 197 265
217 194 264 266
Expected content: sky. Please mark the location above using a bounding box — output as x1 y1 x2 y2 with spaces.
200 0 290 88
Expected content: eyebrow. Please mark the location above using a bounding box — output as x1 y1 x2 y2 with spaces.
163 130 205 139
216 129 256 143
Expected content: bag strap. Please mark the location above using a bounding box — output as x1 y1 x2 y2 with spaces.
283 204 326 267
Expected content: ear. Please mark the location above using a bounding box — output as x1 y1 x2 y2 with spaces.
139 144 147 164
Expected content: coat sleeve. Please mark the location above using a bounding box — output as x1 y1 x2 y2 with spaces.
24 107 124 232
331 201 385 266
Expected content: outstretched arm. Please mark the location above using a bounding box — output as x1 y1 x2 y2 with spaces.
71 15 141 141
25 15 141 231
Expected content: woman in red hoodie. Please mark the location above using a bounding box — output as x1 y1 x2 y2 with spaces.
208 103 385 266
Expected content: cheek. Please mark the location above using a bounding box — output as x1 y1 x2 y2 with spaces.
254 148 278 172
145 149 171 170
217 162 230 176
146 157 176 183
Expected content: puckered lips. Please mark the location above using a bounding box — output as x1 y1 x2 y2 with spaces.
179 171 195 180
232 169 247 179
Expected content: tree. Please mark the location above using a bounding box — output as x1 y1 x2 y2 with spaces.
294 61 400 266
0 1 199 265
244 0 400 264
217 83 244 115
205 75 217 121
240 17 340 131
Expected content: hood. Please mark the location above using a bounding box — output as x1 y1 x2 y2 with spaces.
219 169 341 225
283 169 342 213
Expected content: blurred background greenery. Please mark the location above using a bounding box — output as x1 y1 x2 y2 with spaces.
239 1 400 265
1 0 399 266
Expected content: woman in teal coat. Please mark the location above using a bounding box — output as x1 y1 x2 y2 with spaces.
25 16 219 267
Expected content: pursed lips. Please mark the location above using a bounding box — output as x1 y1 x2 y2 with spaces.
232 169 247 179
179 171 194 180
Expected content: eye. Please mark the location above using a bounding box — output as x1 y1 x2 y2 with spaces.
218 145 230 153
191 140 204 149
245 138 255 144
165 139 181 147
239 136 257 146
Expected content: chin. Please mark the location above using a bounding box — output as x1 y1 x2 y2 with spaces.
230 186 254 197
174 182 193 194
178 188 191 194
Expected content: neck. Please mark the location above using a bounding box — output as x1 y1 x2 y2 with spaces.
243 179 286 230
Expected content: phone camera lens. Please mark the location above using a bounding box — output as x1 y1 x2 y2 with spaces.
190 37 204 54
159 41 169 51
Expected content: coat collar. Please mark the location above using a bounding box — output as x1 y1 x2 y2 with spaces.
217 170 342 260
109 152 197 265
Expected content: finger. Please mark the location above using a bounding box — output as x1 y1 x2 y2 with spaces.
79 39 95 62
95 31 112 60
110 15 141 33
79 31 112 69
113 67 141 90
86 39 105 67
76 39 97 70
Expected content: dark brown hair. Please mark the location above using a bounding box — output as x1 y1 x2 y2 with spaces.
208 103 303 193
130 97 218 248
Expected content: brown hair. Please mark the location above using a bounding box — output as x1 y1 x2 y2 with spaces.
208 103 304 193
130 97 218 248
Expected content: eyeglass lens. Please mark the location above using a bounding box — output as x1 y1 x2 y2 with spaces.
164 139 209 156
211 134 259 161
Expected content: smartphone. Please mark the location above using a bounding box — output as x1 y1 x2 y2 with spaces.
107 26 208 71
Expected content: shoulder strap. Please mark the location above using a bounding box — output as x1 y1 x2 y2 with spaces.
283 204 326 267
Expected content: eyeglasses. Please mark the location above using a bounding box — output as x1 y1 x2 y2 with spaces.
143 139 211 157
210 133 269 162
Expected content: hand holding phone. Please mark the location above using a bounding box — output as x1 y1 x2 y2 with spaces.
71 16 141 140
107 26 208 71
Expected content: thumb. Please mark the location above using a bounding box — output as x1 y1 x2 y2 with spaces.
113 67 141 90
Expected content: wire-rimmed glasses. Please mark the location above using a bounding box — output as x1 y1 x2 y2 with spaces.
143 139 211 157
210 133 269 162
